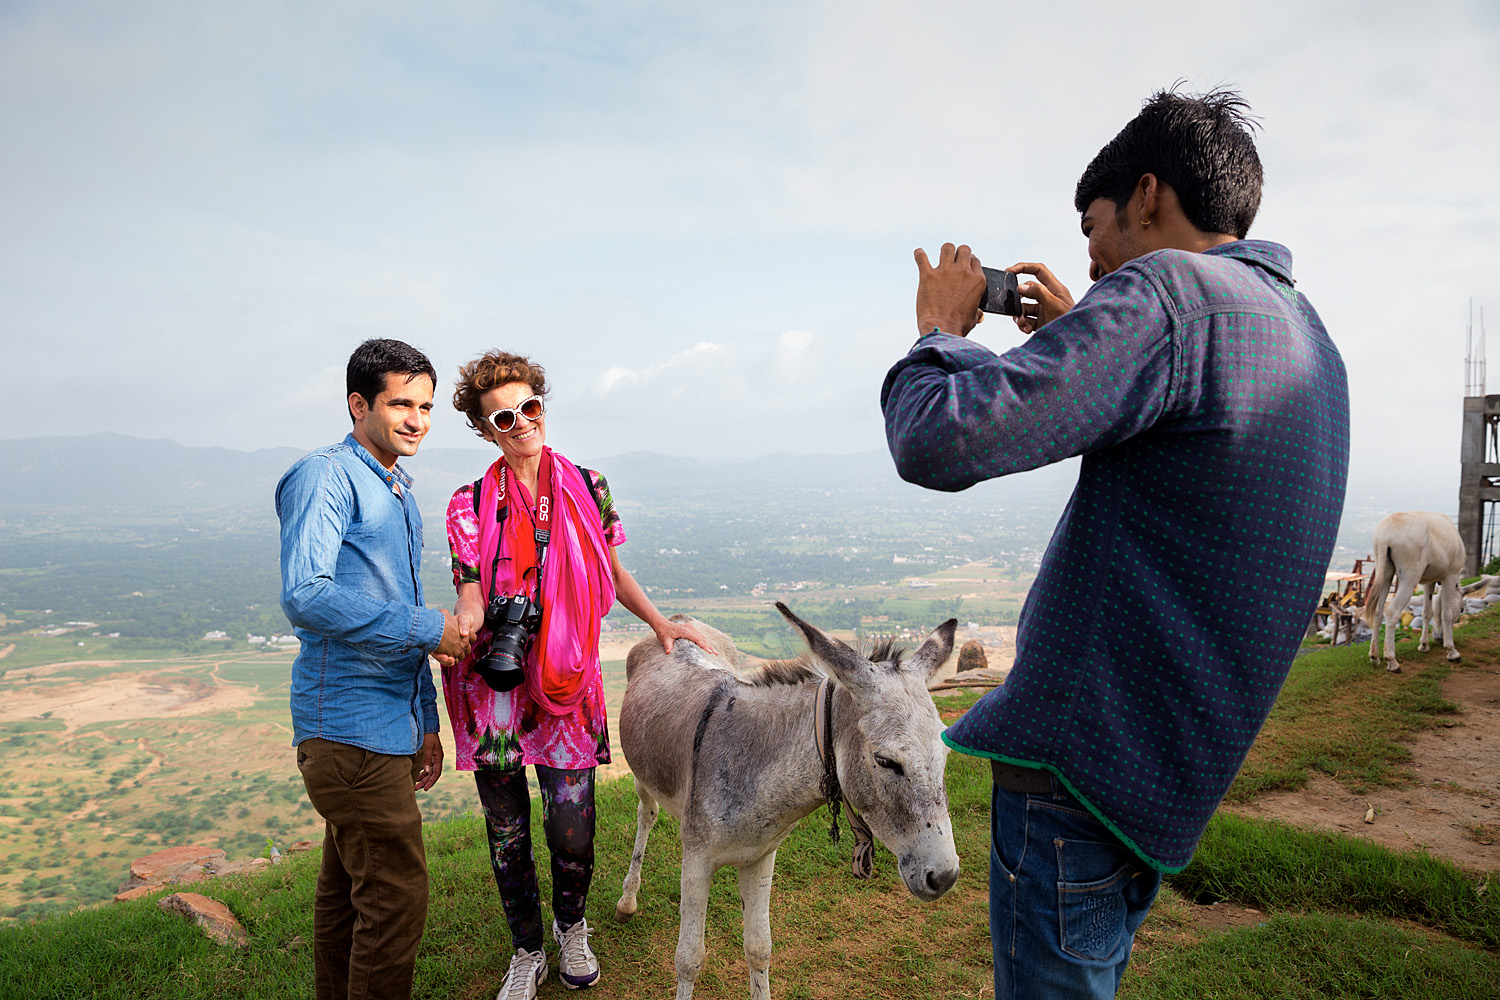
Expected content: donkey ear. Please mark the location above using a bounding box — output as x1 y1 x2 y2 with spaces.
908 618 958 681
775 602 876 694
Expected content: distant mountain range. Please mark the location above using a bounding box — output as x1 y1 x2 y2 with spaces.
0 433 1456 560
3 433 309 512
0 432 1081 517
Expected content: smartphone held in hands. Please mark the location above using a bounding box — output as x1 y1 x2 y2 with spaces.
980 267 1021 316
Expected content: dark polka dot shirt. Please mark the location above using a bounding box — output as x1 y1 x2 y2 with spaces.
880 241 1349 873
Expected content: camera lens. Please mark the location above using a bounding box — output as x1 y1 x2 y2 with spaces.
473 594 540 692
472 630 527 691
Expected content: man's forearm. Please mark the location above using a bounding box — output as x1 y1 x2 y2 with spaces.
883 270 1177 492
281 576 446 658
881 334 1025 491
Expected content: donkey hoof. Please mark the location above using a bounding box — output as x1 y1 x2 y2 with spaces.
1448 651 1462 662
1418 643 1430 652
614 902 637 923
1385 662 1402 673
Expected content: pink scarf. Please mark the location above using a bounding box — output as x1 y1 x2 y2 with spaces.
473 447 616 715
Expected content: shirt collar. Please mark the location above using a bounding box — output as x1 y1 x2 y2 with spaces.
342 433 415 491
1204 239 1295 285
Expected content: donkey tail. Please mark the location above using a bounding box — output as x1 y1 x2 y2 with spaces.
1363 545 1395 628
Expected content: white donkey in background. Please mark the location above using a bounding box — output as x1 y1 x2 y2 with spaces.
616 603 960 1000
1363 511 1466 672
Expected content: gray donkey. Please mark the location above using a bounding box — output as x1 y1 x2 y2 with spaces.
616 603 960 1000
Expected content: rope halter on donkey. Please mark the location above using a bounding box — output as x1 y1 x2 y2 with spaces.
813 675 876 879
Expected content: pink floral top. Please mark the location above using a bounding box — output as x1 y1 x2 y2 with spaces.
443 468 625 771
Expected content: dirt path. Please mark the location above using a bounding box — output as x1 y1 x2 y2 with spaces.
3 659 125 681
134 737 167 784
1224 661 1500 872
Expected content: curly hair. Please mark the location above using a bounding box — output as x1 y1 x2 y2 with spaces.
452 351 549 438
1074 85 1263 240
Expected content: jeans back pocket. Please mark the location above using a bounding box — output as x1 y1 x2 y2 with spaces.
1054 836 1135 964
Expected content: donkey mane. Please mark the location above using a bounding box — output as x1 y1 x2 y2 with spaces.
736 636 908 687
866 636 906 669
737 656 820 687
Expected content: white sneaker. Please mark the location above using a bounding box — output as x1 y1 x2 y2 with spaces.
497 947 547 1000
553 917 600 989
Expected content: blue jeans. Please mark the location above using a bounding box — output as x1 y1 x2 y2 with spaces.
989 777 1163 999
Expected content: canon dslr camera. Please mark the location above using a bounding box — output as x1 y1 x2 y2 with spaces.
472 593 542 692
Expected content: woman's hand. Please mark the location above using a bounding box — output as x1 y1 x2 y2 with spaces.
654 618 717 655
432 609 473 667
434 584 485 667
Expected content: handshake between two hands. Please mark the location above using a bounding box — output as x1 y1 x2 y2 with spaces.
432 608 477 667
914 243 1076 339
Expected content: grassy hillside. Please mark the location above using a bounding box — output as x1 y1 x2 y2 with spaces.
3 677 1498 999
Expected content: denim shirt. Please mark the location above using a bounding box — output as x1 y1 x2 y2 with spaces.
276 433 445 755
882 241 1349 872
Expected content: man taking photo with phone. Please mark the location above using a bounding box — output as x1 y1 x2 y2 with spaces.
881 87 1349 999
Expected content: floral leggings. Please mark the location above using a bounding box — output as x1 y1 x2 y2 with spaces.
473 765 596 953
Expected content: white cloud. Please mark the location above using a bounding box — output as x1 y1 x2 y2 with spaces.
592 341 723 395
773 330 816 382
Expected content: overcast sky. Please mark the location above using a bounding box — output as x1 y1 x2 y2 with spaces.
3 1 1497 499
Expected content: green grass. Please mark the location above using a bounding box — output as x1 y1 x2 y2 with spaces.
1122 912 1500 999
0 718 66 735
1170 812 1499 947
1228 631 1461 801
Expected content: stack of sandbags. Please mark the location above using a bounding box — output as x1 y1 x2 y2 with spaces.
1459 574 1500 616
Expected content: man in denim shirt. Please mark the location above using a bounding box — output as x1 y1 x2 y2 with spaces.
277 338 472 1000
882 90 1347 998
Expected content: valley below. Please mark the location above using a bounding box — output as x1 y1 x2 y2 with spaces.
0 567 1022 921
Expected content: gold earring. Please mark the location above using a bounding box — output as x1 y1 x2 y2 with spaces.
1141 217 1151 227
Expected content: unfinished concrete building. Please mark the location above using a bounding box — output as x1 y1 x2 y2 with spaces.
1459 305 1494 577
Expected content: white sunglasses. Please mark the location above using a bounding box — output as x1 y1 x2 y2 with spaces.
486 395 545 433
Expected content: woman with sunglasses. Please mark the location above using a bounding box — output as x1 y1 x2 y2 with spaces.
443 350 713 1000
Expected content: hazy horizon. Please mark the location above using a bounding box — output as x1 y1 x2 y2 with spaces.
0 429 1458 509
2 2 1497 495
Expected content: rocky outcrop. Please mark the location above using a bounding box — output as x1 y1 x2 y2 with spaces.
115 845 268 901
158 892 250 948
116 845 226 900
115 841 315 902
956 640 989 673
129 845 225 882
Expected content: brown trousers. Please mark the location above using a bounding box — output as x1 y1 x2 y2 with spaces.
296 738 428 1000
